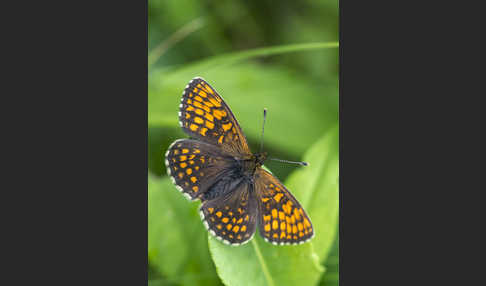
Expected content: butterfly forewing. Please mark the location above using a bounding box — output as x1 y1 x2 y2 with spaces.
200 181 258 246
178 77 251 157
254 168 314 245
165 139 235 201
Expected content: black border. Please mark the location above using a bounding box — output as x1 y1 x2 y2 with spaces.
7 1 148 284
340 1 477 284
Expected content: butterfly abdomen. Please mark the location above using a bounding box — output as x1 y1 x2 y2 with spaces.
202 167 246 201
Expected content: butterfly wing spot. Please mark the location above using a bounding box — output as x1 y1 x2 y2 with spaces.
264 224 271 232
199 82 214 95
298 222 304 231
202 105 211 113
194 117 204 124
209 98 221 107
205 121 215 129
193 101 203 109
222 122 232 131
282 204 289 214
272 220 278 230
294 208 301 220
271 209 278 219
304 218 311 228
212 109 225 120
204 113 214 121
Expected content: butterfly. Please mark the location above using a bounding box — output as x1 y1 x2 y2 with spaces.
165 77 314 246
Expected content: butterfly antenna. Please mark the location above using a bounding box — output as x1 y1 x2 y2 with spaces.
260 108 308 167
269 158 308 166
260 108 267 153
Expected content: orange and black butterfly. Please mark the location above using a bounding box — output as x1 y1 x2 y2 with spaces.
165 77 314 246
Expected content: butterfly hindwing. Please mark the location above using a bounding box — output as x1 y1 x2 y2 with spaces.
178 77 251 157
165 139 235 201
200 181 258 246
254 168 314 245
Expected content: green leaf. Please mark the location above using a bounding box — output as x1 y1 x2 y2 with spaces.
207 127 339 286
285 126 339 263
209 235 323 286
148 174 222 286
320 234 339 286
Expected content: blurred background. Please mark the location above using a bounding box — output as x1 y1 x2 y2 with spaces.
148 0 338 285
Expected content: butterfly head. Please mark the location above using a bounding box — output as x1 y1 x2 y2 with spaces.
255 152 268 167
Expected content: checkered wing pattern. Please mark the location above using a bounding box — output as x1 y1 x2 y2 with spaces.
165 139 235 201
254 168 314 245
178 77 251 157
200 182 258 246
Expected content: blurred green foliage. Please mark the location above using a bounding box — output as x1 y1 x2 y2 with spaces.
149 0 338 285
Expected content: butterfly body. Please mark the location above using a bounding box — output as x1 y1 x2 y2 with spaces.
239 152 268 178
165 77 314 246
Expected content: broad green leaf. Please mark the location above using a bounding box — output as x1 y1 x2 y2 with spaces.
148 174 222 286
285 126 339 263
207 127 339 286
209 235 323 286
149 62 338 157
320 234 339 286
